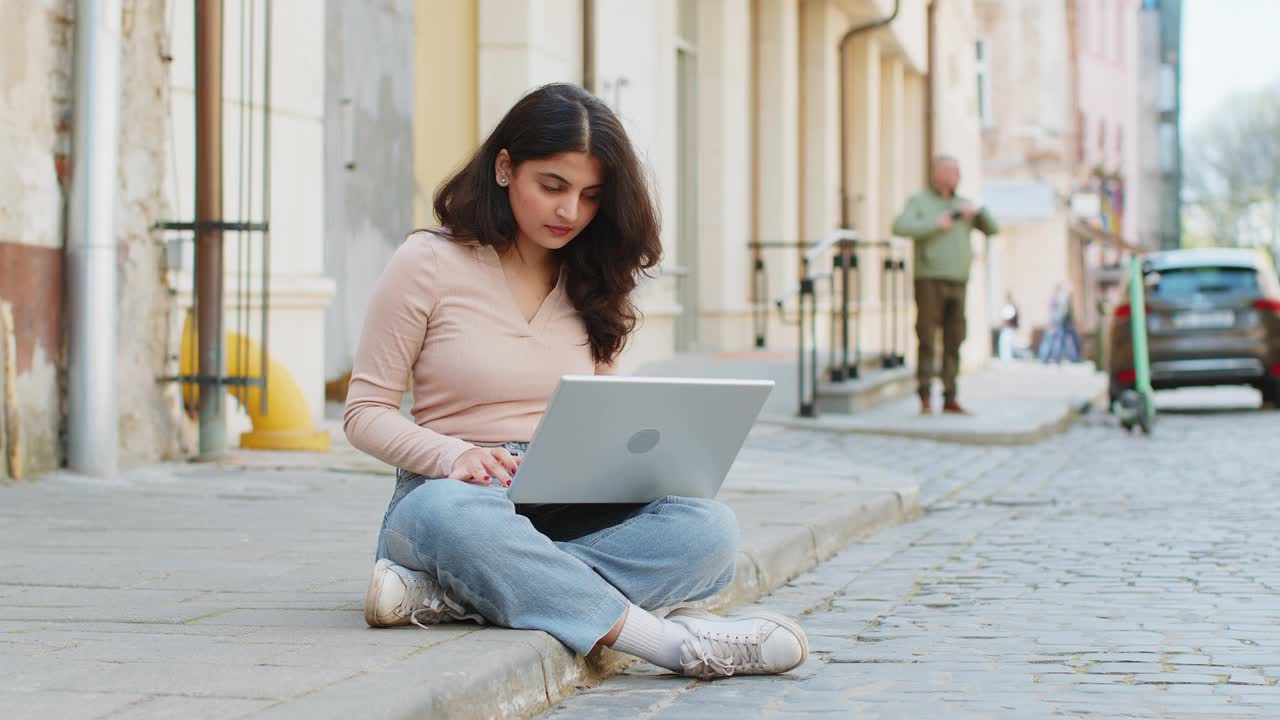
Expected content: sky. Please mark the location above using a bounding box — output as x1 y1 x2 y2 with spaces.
1181 0 1280 135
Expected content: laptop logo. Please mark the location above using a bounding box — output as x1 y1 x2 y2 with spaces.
627 429 661 454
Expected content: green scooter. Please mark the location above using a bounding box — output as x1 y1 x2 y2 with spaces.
1117 255 1156 434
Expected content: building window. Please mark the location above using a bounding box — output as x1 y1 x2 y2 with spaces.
976 39 993 128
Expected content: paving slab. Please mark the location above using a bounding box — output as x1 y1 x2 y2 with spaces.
0 424 917 720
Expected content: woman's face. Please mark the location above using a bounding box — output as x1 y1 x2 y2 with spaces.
496 150 604 252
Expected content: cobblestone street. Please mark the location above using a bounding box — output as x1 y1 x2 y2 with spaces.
544 389 1280 719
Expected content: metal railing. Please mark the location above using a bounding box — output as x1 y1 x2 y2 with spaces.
750 232 911 417
880 252 909 369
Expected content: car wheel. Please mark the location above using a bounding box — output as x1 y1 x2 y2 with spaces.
1261 380 1280 410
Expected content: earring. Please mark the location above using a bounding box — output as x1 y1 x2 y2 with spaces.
499 176 508 186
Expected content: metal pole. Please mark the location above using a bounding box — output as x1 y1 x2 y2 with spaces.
582 0 596 91
66 0 122 475
829 259 839 379
196 0 227 455
852 250 862 372
260 0 273 416
888 251 900 366
839 242 852 380
1128 256 1155 431
753 257 767 348
800 277 817 418
808 279 819 416
797 277 810 417
881 256 892 367
896 256 906 361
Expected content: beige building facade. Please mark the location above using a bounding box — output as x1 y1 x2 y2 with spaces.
975 0 1077 345
976 0 1145 352
413 0 992 376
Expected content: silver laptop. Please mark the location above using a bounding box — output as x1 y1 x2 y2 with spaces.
506 375 774 504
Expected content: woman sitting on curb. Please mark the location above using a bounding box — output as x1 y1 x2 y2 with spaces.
344 83 808 679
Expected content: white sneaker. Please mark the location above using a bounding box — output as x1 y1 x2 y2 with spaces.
667 608 809 678
364 558 484 628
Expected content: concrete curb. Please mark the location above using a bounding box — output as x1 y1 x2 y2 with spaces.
257 487 919 720
710 487 919 612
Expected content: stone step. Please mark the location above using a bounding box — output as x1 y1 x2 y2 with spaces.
816 365 917 415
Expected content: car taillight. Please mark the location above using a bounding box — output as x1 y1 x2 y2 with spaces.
1253 298 1280 314
1116 368 1136 384
1270 363 1280 378
1114 303 1132 320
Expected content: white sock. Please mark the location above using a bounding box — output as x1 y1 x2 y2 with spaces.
608 604 692 672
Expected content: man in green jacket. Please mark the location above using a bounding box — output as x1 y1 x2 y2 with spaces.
892 155 998 414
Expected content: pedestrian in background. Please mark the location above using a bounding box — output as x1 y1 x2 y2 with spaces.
1039 283 1081 364
892 155 999 414
997 291 1020 360
344 83 807 680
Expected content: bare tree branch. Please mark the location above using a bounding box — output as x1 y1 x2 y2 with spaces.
1184 82 1280 250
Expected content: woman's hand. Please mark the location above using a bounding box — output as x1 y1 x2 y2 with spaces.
448 447 522 487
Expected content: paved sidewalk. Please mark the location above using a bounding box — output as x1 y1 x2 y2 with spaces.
767 360 1106 445
0 425 916 720
638 354 1107 445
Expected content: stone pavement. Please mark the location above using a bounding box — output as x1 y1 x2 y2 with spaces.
765 360 1107 445
542 389 1280 719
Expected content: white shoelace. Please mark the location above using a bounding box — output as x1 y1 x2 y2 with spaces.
399 573 486 629
680 629 764 678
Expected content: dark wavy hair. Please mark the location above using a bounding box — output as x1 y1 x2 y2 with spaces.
432 83 662 365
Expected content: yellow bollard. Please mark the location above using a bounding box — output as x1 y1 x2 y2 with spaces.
180 315 330 451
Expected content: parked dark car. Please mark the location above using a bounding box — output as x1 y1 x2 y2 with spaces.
1108 248 1280 407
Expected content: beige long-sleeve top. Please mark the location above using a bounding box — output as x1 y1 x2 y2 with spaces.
343 230 601 478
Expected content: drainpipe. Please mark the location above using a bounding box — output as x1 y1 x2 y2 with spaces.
66 0 122 475
195 0 227 456
838 0 901 229
924 0 935 179
750 0 761 302
1 302 20 479
582 0 596 92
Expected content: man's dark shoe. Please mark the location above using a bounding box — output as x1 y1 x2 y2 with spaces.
920 397 932 415
942 400 971 415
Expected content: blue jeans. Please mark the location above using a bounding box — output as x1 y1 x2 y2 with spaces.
375 443 739 655
1038 323 1081 364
